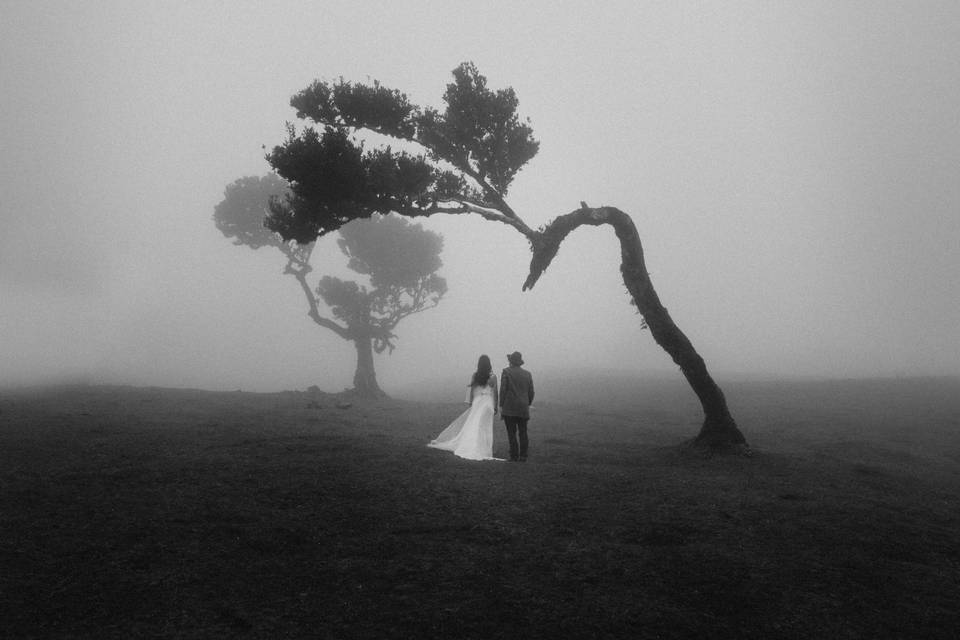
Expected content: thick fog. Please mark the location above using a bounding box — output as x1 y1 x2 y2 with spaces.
2 2 959 393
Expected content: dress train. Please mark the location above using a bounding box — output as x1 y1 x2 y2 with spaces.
428 376 501 461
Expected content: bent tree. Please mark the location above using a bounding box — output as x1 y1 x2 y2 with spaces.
262 62 746 449
214 174 447 397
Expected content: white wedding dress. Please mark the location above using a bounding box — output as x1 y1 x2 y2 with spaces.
427 374 502 461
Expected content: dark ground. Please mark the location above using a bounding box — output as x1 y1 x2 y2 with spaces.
1 376 959 638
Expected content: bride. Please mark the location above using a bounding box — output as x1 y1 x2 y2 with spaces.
427 354 502 461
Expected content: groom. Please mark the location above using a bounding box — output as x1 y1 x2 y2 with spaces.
499 351 535 462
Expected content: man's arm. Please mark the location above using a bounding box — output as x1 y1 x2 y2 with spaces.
499 370 508 409
528 373 535 405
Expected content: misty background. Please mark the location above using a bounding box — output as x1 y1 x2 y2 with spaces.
2 1 958 395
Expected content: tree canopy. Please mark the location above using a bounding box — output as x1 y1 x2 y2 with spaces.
265 62 539 246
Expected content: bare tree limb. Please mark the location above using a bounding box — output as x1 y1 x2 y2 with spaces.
423 200 536 236
523 206 645 291
285 261 352 340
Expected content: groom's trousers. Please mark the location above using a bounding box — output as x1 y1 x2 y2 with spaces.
503 416 529 460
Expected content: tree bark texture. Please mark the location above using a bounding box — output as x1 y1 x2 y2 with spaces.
352 334 385 398
525 206 747 450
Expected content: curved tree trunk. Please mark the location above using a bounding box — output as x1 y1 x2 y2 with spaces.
525 206 747 451
352 334 386 398
626 270 744 450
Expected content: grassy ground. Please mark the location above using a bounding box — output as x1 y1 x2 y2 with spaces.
1 377 959 638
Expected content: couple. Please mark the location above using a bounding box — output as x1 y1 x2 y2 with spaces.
427 351 535 462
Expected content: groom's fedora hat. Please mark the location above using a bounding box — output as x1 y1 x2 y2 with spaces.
507 351 524 366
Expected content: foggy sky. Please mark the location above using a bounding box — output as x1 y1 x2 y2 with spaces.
2 1 959 393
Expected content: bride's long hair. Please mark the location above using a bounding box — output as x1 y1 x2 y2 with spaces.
470 354 492 387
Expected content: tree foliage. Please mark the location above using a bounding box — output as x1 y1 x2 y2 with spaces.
214 174 289 251
264 62 537 245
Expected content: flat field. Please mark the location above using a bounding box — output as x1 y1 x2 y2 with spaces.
2 375 959 638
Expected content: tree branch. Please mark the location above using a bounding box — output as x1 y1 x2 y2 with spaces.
449 160 522 222
280 241 314 269
422 199 536 237
285 261 352 339
364 128 531 232
376 290 441 330
522 206 648 292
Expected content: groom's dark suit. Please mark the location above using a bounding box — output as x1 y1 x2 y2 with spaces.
499 362 534 461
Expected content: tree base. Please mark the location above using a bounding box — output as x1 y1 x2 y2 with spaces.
682 415 752 457
344 386 390 400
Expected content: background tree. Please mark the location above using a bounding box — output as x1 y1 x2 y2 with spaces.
261 63 747 451
214 174 447 397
